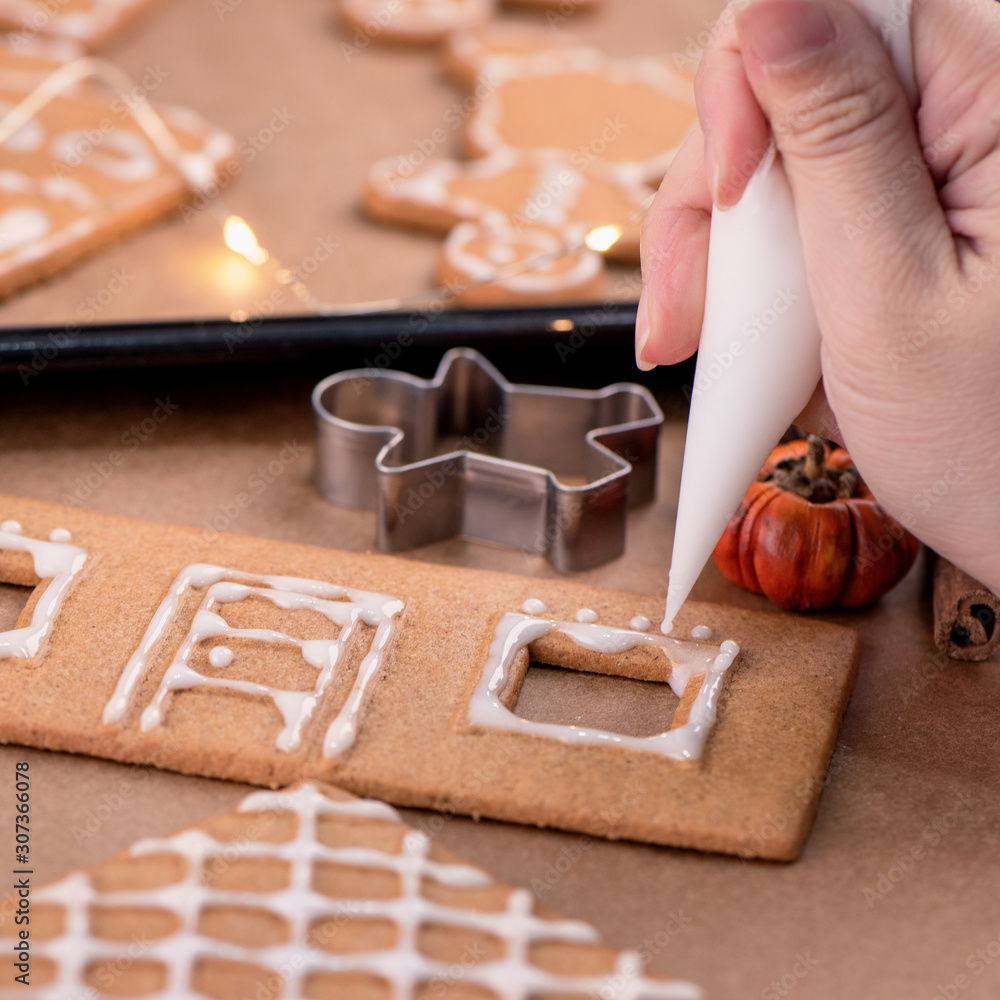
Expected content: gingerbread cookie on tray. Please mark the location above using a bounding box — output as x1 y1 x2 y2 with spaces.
462 48 696 185
364 149 648 262
438 219 605 303
0 45 236 300
0 495 858 860
0 782 704 998
441 21 584 88
337 0 494 44
0 0 163 50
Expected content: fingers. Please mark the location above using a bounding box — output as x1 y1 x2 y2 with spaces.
792 380 844 446
733 0 957 332
914 0 1000 260
694 7 770 209
636 127 712 369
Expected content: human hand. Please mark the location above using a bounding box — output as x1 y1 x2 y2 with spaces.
637 0 1000 594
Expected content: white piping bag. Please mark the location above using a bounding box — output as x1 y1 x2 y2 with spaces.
662 0 915 632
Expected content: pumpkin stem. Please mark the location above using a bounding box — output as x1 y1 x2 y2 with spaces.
804 435 825 481
763 434 860 503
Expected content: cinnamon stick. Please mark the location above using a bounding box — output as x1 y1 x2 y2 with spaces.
932 552 1000 661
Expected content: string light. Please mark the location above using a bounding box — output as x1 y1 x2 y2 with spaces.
0 58 654 315
584 224 623 252
223 215 268 265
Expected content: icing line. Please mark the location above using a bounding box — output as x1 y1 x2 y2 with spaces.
467 613 738 761
103 564 404 758
0 526 87 660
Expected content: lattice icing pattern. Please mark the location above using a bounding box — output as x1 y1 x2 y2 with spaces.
103 564 404 757
0 520 87 660
13 784 702 999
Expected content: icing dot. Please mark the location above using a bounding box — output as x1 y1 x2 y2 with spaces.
208 646 233 668
629 615 652 632
2 520 23 534
574 608 598 623
521 598 546 615
487 244 517 266
690 625 713 640
720 640 740 657
49 528 72 543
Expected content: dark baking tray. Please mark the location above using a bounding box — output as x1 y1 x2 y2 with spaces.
0 302 695 390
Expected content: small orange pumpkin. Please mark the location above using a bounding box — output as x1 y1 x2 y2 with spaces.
711 435 920 610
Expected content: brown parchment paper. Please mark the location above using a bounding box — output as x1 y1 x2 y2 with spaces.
0 0 999 997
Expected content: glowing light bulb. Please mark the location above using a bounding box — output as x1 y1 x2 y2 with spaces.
584 224 622 252
223 215 268 265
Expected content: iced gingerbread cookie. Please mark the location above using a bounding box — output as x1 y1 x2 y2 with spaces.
0 0 163 50
337 0 494 45
364 149 649 262
463 48 696 185
0 34 81 87
0 495 858 859
0 782 704 998
0 45 236 300
437 219 604 304
442 22 585 87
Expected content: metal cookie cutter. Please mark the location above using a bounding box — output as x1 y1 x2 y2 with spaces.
311 348 663 571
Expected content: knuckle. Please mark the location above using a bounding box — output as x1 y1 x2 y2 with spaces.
772 67 899 157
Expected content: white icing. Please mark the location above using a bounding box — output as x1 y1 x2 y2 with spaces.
0 100 43 152
208 645 232 668
468 613 738 761
51 127 159 182
521 597 546 614
176 150 216 192
690 625 713 640
14 0 149 44
48 527 72 543
102 564 404 757
0 526 87 660
341 0 494 38
444 221 603 295
574 607 598 623
0 205 50 251
375 149 648 250
487 243 516 265
31 783 702 999
629 615 652 631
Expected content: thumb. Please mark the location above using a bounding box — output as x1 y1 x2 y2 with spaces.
734 0 955 327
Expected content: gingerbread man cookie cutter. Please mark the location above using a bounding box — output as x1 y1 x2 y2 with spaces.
312 348 662 570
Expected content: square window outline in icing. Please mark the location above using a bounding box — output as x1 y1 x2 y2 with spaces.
0 525 88 662
466 613 739 762
102 564 404 757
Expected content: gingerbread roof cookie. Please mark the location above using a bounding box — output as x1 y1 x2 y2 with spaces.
0 496 858 860
0 782 704 998
0 46 236 300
